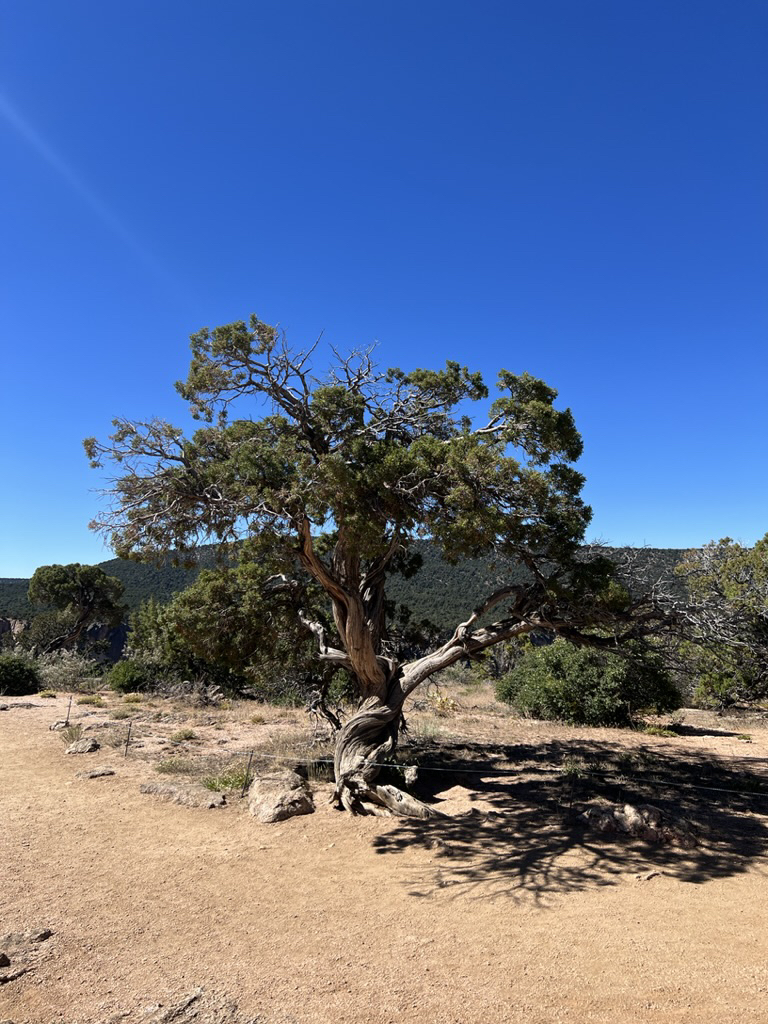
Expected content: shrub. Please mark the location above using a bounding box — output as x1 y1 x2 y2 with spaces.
691 666 751 711
495 639 680 727
202 762 252 792
155 757 199 775
170 728 198 743
37 650 102 693
104 727 133 748
106 660 153 693
60 723 83 745
0 653 41 696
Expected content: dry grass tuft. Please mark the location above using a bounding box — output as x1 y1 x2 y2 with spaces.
59 723 84 745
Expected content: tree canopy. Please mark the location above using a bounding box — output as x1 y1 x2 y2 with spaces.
675 536 768 707
85 316 665 814
28 563 126 654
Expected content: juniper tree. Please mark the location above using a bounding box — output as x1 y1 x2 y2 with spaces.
675 536 768 707
28 563 126 654
85 316 660 815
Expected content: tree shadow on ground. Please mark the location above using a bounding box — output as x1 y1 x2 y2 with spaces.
665 723 747 739
372 738 768 903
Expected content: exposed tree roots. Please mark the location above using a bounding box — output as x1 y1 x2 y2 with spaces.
331 696 439 817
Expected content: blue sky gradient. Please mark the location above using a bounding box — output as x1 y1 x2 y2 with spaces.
1 1 766 577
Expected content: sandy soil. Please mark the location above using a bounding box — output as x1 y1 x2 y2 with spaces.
1 693 767 1024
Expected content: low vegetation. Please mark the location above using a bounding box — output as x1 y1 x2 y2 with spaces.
170 728 198 743
106 660 153 693
155 756 200 775
495 639 680 727
202 761 252 792
59 723 83 745
0 652 41 696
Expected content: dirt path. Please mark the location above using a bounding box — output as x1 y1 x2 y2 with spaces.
2 697 767 1024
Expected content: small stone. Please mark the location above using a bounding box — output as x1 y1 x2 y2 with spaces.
0 954 9 968
77 767 116 779
49 721 68 731
0 966 28 984
0 929 52 949
65 738 100 754
140 782 226 809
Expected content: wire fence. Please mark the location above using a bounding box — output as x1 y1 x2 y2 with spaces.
222 747 768 803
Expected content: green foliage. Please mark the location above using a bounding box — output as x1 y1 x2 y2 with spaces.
0 579 34 619
106 659 153 693
495 638 680 726
19 609 79 651
0 652 41 696
28 563 127 653
87 318 593 563
126 560 335 701
677 536 768 707
202 763 252 792
166 562 315 685
170 728 198 742
85 316 676 709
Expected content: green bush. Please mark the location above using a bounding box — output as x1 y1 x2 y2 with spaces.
0 653 41 696
106 660 153 693
495 638 680 727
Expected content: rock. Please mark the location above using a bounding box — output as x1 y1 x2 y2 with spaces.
128 987 254 1023
0 705 8 712
582 802 698 847
247 770 314 823
139 782 226 809
65 738 100 754
49 720 68 730
77 766 116 779
0 966 28 984
0 929 52 948
0 929 52 986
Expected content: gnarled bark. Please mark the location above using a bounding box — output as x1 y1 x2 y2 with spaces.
331 694 437 817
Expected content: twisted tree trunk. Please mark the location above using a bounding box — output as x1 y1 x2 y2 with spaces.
331 691 437 817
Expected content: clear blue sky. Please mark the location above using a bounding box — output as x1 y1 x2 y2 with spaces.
1 0 766 578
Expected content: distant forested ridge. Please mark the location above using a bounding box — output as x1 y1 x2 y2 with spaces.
387 542 687 630
1 544 688 626
0 551 213 618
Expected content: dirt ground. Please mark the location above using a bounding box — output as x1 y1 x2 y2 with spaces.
2 689 767 1024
